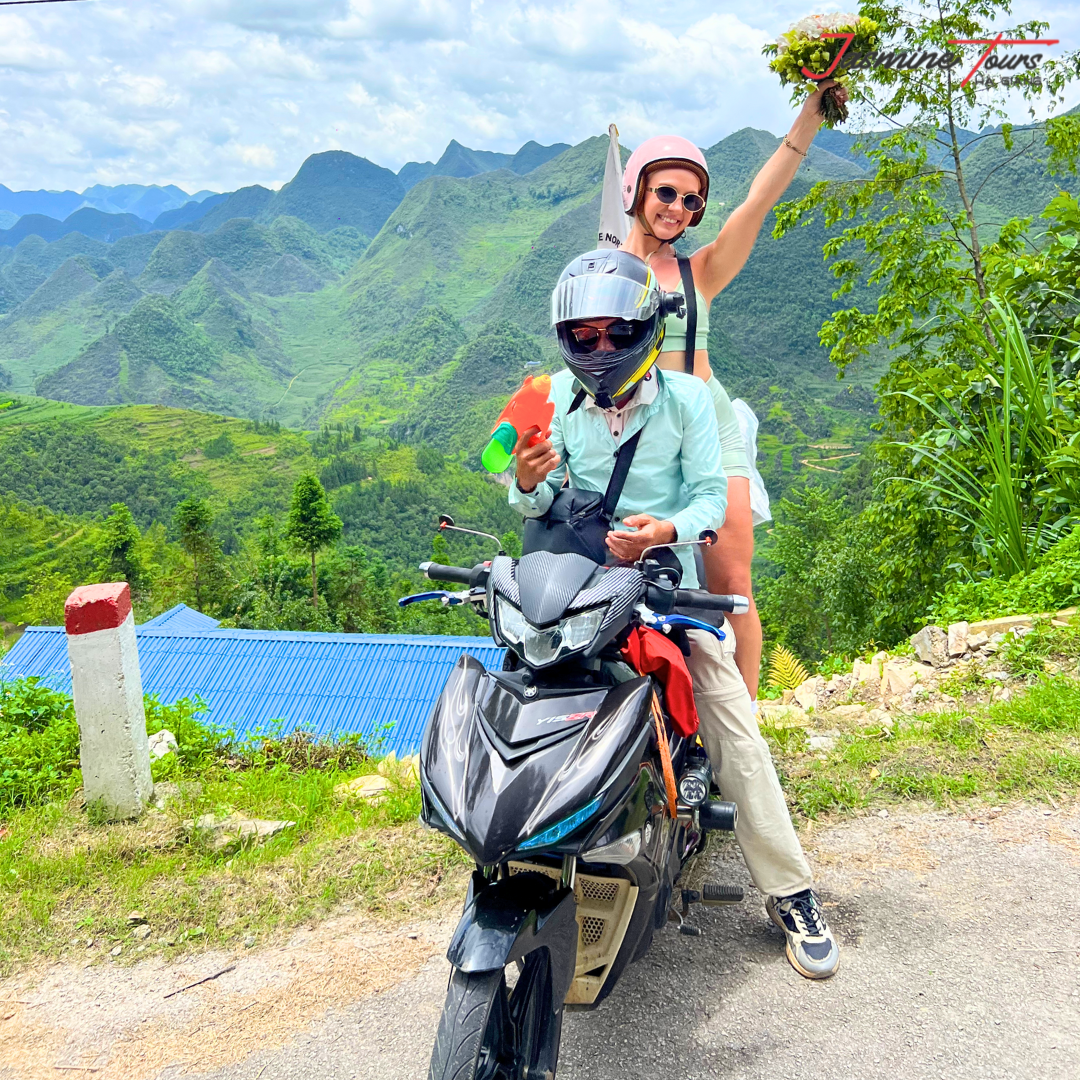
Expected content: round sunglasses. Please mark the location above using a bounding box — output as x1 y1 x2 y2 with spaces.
647 185 706 214
569 321 640 351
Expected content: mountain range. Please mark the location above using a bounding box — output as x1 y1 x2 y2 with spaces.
1 121 1076 463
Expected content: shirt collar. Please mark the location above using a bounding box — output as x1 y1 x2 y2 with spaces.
581 367 659 412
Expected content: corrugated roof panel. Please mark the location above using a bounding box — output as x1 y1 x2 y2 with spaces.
2 625 503 756
141 604 221 633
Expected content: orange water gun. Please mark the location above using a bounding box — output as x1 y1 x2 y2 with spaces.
481 375 555 473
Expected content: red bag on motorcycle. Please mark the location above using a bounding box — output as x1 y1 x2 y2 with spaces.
620 626 699 737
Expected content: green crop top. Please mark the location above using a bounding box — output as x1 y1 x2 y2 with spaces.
658 271 749 479
661 288 710 354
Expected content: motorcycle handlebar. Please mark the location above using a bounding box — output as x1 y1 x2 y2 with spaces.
420 561 488 587
646 584 749 616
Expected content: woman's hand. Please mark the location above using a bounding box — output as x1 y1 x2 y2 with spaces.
799 78 848 123
514 426 560 493
606 514 677 562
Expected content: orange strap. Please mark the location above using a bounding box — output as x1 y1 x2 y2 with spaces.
651 692 678 818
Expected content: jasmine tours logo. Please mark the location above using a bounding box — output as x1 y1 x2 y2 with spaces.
804 30 1060 91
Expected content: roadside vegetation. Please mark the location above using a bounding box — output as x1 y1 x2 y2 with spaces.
0 678 468 976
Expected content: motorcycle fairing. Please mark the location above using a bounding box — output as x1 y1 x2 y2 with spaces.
421 655 655 865
489 553 646 649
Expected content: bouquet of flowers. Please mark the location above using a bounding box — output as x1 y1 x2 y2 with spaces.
762 13 881 126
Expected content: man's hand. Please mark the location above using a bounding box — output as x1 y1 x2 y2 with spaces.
514 425 561 493
606 514 677 562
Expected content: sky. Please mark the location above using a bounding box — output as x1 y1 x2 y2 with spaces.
1 0 1079 195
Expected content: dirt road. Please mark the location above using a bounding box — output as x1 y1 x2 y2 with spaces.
3 801 1078 1080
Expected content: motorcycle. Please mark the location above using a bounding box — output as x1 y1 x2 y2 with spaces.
400 516 750 1080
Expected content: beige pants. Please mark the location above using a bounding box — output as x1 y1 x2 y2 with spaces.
684 627 813 898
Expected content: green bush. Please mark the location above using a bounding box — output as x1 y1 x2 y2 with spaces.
932 527 1080 623
0 678 80 810
0 679 219 810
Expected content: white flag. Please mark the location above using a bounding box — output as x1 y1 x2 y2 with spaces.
597 123 628 250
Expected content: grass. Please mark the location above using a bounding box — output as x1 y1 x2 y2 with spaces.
0 756 468 976
762 675 1080 820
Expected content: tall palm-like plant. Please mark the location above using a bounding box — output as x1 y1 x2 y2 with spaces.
888 295 1080 580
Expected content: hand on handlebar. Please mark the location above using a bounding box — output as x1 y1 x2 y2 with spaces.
606 515 676 562
514 426 561 494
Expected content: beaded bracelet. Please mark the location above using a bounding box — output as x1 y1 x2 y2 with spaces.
783 135 808 158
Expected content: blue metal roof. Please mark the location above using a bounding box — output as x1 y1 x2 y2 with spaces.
1 625 505 757
140 603 221 633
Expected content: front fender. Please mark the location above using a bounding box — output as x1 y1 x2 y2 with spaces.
447 871 578 1006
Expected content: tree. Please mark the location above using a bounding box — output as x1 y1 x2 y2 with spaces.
773 0 1079 379
174 497 217 610
285 474 342 610
97 503 146 596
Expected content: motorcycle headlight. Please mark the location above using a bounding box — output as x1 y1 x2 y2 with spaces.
517 793 605 852
495 596 606 667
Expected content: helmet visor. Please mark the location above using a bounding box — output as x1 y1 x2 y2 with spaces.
551 272 659 327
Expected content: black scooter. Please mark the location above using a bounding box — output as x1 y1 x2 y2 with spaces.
401 519 748 1080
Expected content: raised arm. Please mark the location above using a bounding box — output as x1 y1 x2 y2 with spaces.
693 80 847 303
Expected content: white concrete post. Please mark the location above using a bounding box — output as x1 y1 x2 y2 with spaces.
65 582 154 820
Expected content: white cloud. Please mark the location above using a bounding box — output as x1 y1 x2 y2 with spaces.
232 142 277 169
0 0 1075 194
0 14 70 71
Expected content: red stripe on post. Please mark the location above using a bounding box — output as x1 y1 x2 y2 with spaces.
65 583 132 636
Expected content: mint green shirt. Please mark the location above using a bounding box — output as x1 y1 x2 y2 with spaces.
508 368 728 588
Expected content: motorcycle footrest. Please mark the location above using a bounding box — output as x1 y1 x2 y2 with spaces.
682 884 744 907
702 882 744 905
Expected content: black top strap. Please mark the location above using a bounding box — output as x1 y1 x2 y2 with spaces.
602 429 644 518
677 255 696 375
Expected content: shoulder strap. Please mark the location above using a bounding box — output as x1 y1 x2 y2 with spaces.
602 429 644 518
676 255 696 375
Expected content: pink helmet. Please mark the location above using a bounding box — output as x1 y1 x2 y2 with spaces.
622 135 710 231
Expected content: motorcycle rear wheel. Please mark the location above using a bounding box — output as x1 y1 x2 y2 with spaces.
428 952 562 1080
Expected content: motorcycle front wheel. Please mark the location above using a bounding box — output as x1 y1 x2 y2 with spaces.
428 951 562 1080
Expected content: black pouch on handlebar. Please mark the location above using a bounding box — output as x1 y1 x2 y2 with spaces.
522 429 642 564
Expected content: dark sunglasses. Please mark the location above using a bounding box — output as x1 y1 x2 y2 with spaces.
647 185 706 214
569 321 640 351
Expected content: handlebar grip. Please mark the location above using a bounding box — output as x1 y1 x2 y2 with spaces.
672 590 749 614
420 562 477 585
419 561 491 588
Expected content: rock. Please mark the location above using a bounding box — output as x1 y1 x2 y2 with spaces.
983 669 1009 682
966 630 989 651
334 774 392 802
244 936 256 948
993 686 1014 704
851 659 881 684
823 704 869 723
781 689 796 705
910 684 931 704
757 703 809 727
376 752 398 778
110 945 122 957
911 625 949 667
883 660 920 697
794 675 825 712
808 734 838 752
132 924 152 941
947 621 970 657
826 673 848 693
968 615 1033 636
877 808 890 819
126 910 147 925
148 730 178 761
188 815 297 853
